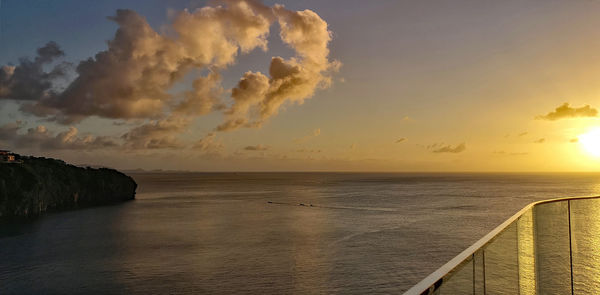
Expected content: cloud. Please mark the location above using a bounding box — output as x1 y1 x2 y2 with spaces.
534 138 545 143
432 143 466 153
0 121 118 150
570 138 579 143
0 1 339 150
0 120 25 140
218 5 340 131
244 144 269 151
493 151 529 156
536 103 598 121
174 71 224 116
27 5 275 123
518 132 528 137
0 42 64 101
0 42 68 103
0 119 226 153
293 128 321 143
193 132 224 152
120 116 189 149
40 127 119 150
296 149 321 153
395 137 406 143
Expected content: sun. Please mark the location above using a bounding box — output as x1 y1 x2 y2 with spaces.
579 127 600 157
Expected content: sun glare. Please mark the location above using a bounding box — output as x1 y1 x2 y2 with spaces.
579 127 600 158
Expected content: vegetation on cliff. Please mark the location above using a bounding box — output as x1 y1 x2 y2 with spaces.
0 155 136 222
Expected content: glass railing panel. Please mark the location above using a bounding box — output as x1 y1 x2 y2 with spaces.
406 197 600 295
570 198 600 293
517 209 536 295
534 201 571 294
438 257 473 294
472 251 484 294
482 222 519 294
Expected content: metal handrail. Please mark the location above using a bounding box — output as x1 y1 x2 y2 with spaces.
402 195 600 295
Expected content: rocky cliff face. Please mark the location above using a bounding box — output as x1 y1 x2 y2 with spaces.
0 156 136 222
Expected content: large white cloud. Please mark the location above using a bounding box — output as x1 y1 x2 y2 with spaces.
0 0 340 150
218 5 340 131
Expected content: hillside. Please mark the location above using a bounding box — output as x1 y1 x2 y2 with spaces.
0 154 136 222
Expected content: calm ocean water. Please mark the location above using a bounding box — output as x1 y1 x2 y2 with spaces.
1 172 600 294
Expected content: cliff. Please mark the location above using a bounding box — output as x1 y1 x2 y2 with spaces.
0 155 136 222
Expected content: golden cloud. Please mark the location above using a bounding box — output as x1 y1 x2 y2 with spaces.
0 0 340 150
536 103 598 121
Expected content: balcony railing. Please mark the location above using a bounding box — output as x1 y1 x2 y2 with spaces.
403 195 600 295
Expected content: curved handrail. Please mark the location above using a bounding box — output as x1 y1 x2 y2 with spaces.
402 195 600 295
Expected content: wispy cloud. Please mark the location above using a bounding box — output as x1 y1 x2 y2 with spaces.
296 149 321 153
432 143 466 153
121 117 189 149
395 137 406 143
244 144 269 151
193 132 224 153
293 128 321 143
534 138 545 143
493 151 529 156
0 121 118 150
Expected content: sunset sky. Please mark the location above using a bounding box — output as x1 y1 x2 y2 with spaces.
1 0 600 171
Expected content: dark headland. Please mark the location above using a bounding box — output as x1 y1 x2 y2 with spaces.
0 151 137 222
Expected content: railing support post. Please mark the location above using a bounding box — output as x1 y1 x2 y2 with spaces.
568 200 574 295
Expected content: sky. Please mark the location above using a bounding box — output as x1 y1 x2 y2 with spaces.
1 0 600 172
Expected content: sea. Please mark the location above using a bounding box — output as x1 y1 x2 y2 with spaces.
1 172 599 294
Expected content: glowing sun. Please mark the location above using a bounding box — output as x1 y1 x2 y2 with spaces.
579 127 600 157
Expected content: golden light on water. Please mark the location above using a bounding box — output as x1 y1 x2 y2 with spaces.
579 127 600 158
